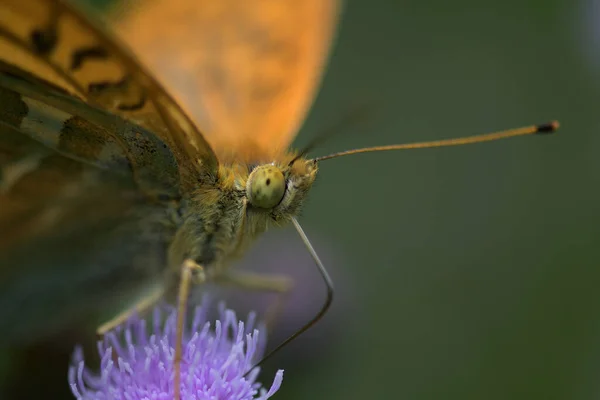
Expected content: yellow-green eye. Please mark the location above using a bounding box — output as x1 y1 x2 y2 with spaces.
247 165 286 209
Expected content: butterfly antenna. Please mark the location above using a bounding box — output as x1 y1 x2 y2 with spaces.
288 104 373 166
313 121 559 162
246 217 334 373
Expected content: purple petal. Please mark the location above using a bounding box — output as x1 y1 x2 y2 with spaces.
68 302 283 400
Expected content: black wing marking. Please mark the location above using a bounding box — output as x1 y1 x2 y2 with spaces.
0 59 181 199
0 0 218 192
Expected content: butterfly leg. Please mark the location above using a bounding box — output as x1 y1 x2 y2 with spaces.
214 271 293 330
96 286 164 337
174 259 206 400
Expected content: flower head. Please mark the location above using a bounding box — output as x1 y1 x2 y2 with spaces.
69 303 283 400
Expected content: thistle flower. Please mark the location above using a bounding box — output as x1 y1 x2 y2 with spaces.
69 303 283 400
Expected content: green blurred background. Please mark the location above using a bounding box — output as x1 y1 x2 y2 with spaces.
286 1 600 399
4 0 600 399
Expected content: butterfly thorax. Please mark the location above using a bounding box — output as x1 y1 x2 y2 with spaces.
166 155 318 282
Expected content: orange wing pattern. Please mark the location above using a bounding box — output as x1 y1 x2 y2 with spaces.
114 0 341 164
0 0 218 191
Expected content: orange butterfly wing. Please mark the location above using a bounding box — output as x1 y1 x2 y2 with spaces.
114 0 341 164
0 0 218 193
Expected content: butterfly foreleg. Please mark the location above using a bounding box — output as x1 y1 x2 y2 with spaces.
95 286 164 338
214 271 292 293
0 152 47 194
174 259 206 400
214 271 293 331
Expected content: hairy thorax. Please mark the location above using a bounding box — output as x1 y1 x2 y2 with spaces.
166 154 318 284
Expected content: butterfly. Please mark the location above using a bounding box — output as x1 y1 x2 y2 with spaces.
0 0 342 349
0 0 557 388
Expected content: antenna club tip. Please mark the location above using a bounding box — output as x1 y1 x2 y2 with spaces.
536 120 560 134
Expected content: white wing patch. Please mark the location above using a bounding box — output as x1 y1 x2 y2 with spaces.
0 152 46 193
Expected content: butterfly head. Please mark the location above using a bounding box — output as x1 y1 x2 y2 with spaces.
246 156 318 221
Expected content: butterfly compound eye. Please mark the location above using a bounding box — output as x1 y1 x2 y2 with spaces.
247 165 286 209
